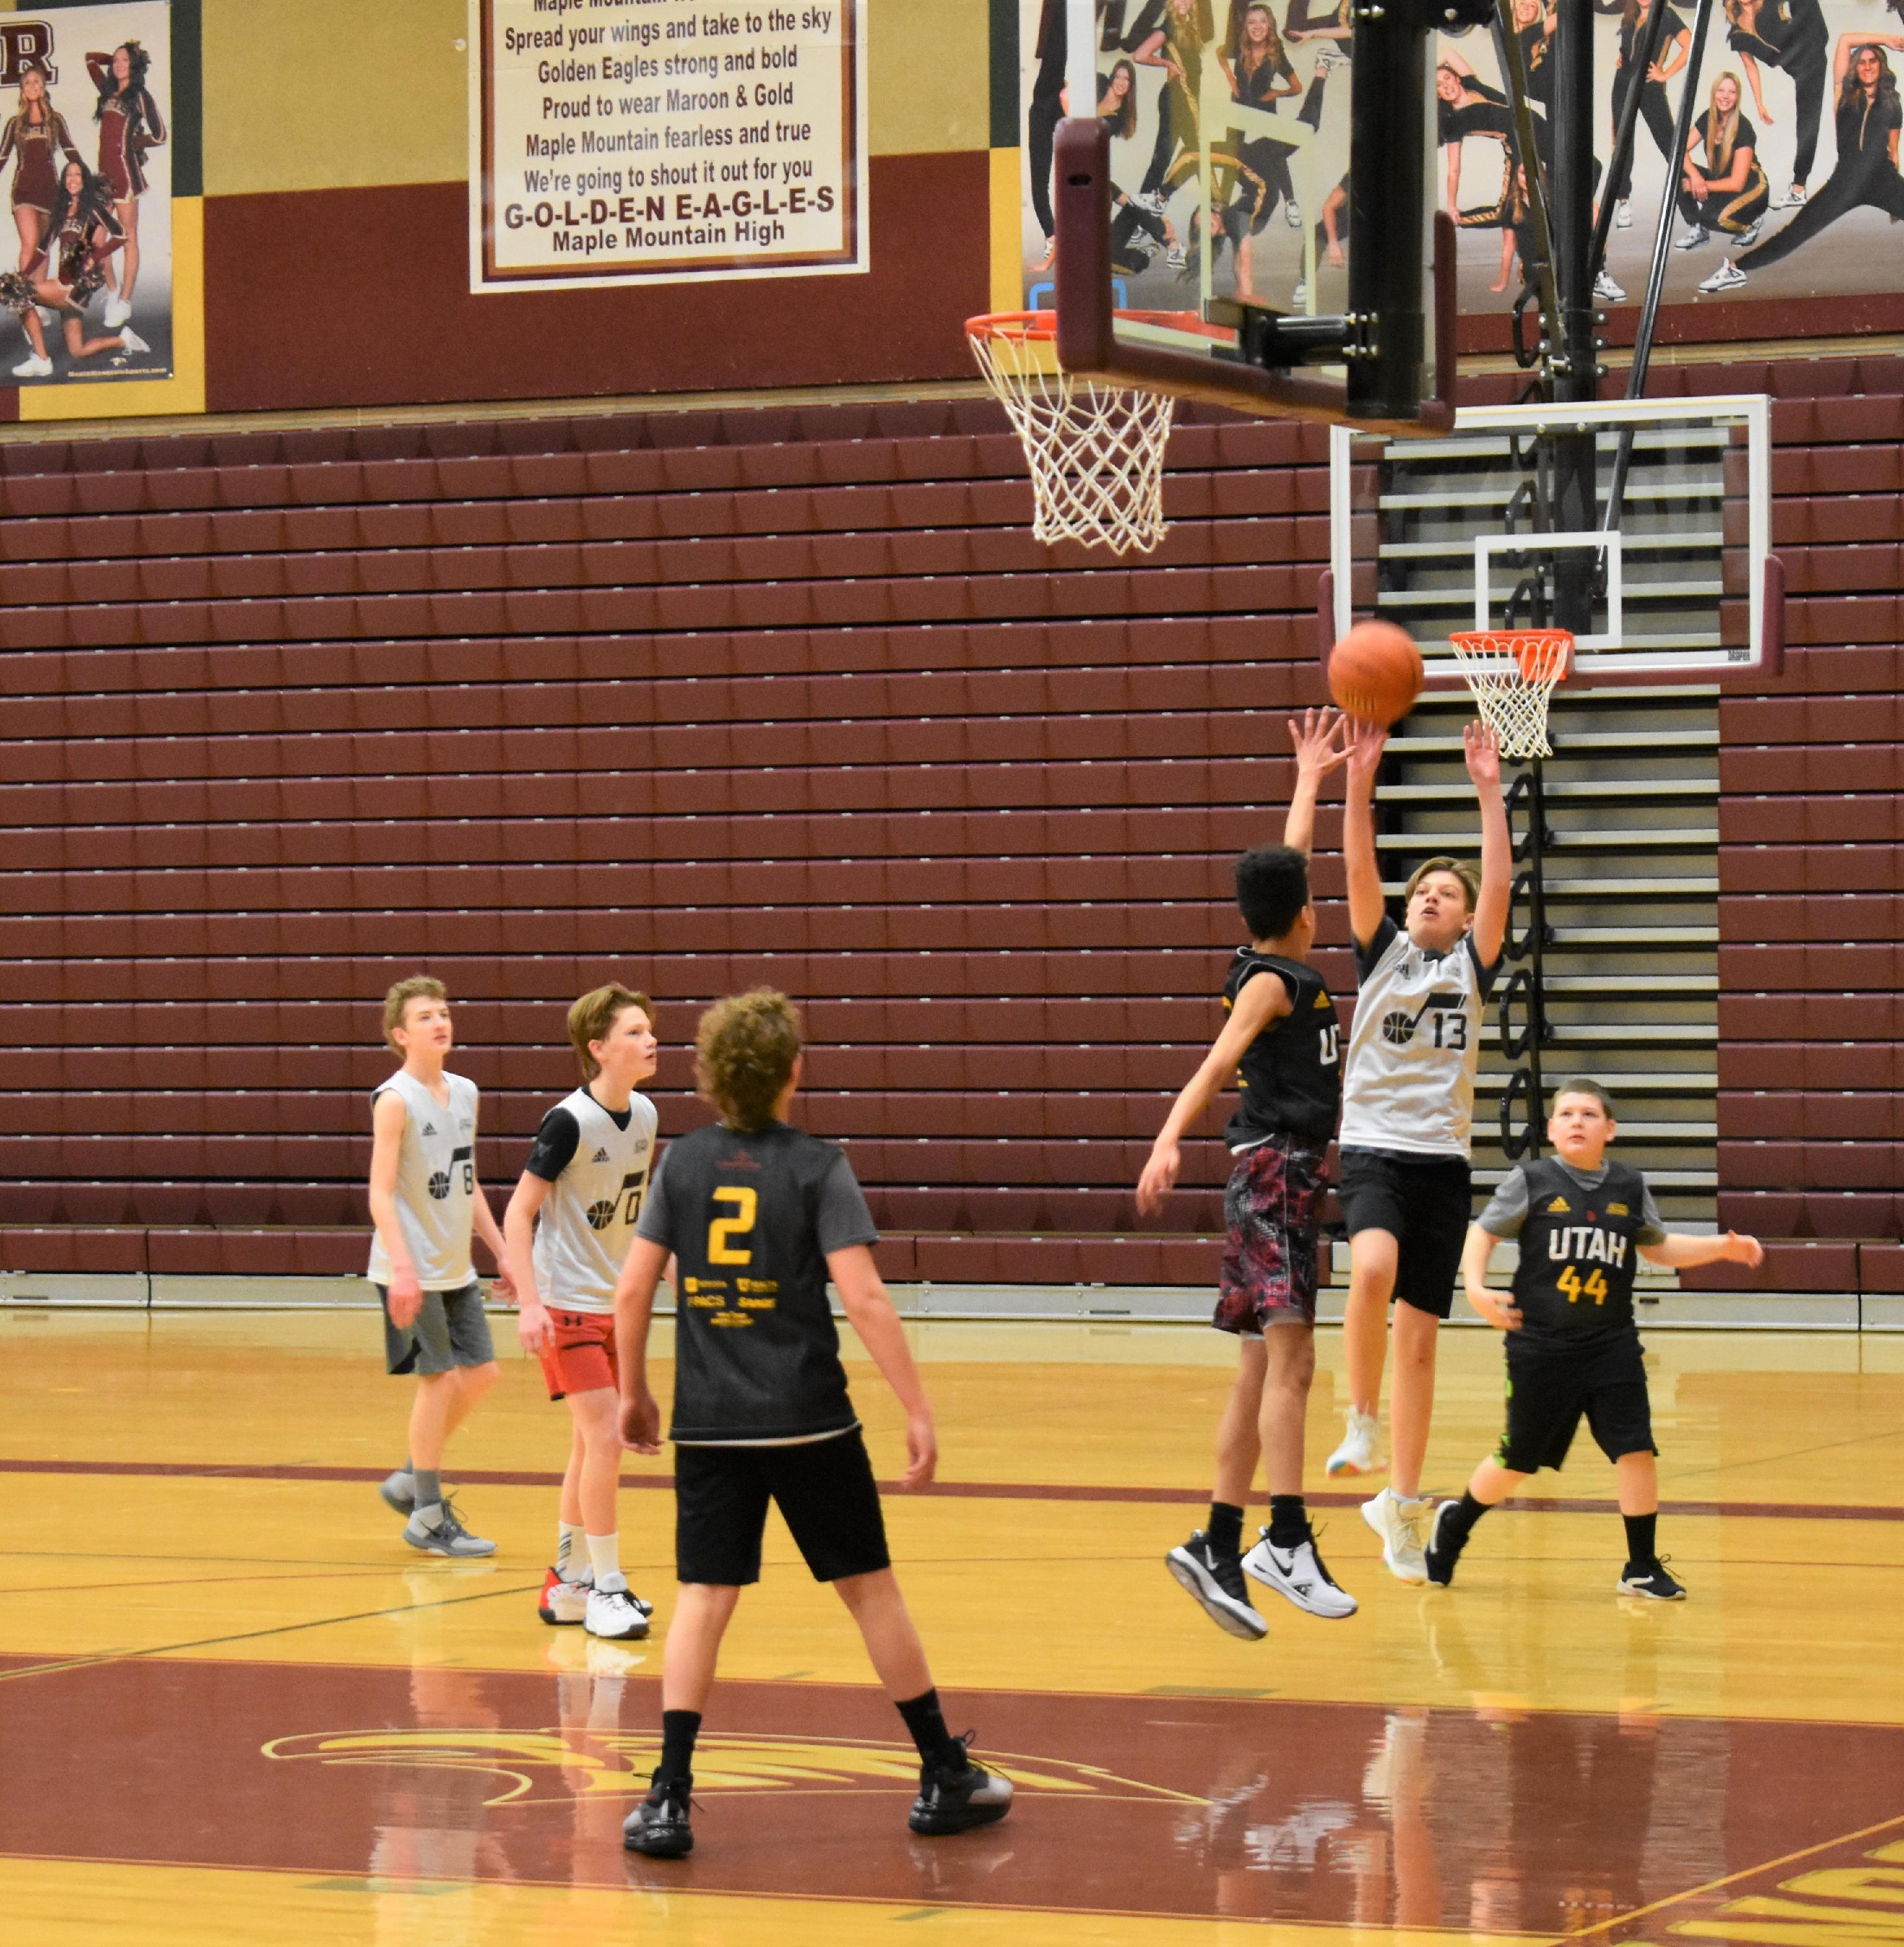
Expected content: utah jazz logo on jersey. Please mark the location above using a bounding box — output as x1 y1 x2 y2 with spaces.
1379 990 1467 1049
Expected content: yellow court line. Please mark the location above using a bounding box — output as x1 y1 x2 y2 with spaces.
0 1852 1567 1947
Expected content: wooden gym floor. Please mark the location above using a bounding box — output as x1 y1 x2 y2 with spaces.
5 1306 1904 1944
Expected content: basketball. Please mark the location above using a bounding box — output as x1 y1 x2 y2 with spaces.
1328 620 1424 726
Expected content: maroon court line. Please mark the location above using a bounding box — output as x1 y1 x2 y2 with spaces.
0 1456 1897 1523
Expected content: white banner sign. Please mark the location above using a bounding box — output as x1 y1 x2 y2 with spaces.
470 0 866 293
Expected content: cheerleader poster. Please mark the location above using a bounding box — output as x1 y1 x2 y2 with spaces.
0 0 171 389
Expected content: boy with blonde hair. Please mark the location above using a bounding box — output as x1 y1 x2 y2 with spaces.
613 990 1011 1859
505 985 661 1642
368 975 514 1557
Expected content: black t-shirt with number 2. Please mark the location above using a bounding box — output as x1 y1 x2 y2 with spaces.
635 1120 878 1443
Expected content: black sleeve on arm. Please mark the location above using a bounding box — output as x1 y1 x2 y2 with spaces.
1354 914 1398 984
1465 931 1502 1001
523 1106 581 1182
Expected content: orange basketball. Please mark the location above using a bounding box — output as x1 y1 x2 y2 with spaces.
1328 620 1424 727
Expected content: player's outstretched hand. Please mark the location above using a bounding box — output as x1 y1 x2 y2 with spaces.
1136 1140 1180 1219
387 1266 423 1330
1345 716 1388 785
1468 1286 1522 1332
1463 718 1502 789
901 1410 938 1489
515 1297 554 1355
1724 1230 1764 1267
1287 705 1350 778
620 1384 663 1456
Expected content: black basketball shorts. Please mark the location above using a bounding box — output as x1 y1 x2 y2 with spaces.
1498 1332 1657 1475
1336 1148 1473 1319
674 1426 891 1587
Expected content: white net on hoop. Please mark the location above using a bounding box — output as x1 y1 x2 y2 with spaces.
1449 630 1573 761
968 321 1174 554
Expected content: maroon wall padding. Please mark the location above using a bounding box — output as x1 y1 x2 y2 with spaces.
0 355 1900 1288
202 158 988 415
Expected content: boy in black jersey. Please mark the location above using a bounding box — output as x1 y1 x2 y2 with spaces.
1140 709 1355 1639
612 990 1011 1859
1424 1079 1763 1600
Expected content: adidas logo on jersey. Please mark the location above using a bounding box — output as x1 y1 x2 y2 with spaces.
592 1147 611 1163
422 1121 437 1136
1607 1201 1629 1216
1546 1195 1570 1213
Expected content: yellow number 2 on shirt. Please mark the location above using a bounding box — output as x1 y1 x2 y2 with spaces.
707 1186 759 1264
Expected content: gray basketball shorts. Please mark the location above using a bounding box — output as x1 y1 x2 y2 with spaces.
378 1279 495 1377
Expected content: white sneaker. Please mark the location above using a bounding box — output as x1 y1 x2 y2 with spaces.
1284 200 1303 229
1324 1408 1384 1476
1738 216 1764 247
1166 243 1186 269
1615 199 1633 228
1698 260 1746 293
1593 269 1627 302
539 1565 592 1625
11 352 51 378
585 1582 651 1639
1290 280 1308 309
119 324 149 354
1138 190 1166 217
1778 182 1805 208
1673 224 1709 251
1361 1488 1431 1585
103 293 130 327
1243 1530 1358 1618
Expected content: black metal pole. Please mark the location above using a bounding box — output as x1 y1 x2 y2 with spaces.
1545 0 1598 640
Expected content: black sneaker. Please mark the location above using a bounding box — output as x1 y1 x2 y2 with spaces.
1166 1530 1268 1640
1617 1557 1687 1601
909 1735 1014 1836
623 1774 694 1857
1423 1500 1467 1588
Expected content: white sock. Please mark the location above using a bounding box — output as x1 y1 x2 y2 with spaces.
556 1521 585 1578
587 1532 626 1593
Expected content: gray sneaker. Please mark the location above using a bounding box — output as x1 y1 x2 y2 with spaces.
379 1469 417 1516
404 1497 497 1557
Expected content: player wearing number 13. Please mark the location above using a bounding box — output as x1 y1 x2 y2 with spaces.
504 986 661 1641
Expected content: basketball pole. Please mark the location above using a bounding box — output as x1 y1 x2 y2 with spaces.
1065 0 1095 128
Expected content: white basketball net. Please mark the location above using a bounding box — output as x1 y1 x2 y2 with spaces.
1449 630 1573 760
968 321 1174 555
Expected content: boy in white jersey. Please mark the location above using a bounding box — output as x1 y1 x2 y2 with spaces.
1328 719 1509 1584
368 975 515 1558
505 985 661 1641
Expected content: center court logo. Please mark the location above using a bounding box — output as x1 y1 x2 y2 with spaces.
262 1729 1199 1810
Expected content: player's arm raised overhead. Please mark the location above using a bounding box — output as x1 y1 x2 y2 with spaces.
1282 705 1349 858
1465 720 1511 970
1341 717 1389 951
1137 971 1292 1218
367 1087 421 1328
829 1243 938 1489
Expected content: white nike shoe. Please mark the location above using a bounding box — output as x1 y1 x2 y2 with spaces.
1615 198 1633 228
1673 223 1709 251
11 353 51 378
584 1582 651 1639
1698 260 1747 293
1593 269 1627 302
1324 1408 1384 1477
1361 1488 1431 1585
103 293 130 327
119 324 149 355
1243 1530 1358 1618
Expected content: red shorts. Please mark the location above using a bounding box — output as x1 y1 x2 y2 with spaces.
538 1308 618 1401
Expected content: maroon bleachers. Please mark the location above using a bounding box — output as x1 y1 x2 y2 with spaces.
0 361 1899 1287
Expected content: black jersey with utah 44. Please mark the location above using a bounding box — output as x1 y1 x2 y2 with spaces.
1511 1156 1650 1347
1221 948 1341 1151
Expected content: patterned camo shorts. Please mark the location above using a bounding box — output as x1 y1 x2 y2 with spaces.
1215 1137 1326 1334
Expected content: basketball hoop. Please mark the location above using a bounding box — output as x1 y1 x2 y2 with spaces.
1449 629 1574 760
966 310 1182 554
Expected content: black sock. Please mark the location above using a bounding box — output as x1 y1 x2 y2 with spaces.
1437 1491 1491 1547
1206 1501 1245 1557
1623 1512 1658 1569
896 1687 961 1771
1267 1495 1309 1549
657 1708 701 1789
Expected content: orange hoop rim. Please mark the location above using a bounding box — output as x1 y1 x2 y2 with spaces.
1450 628 1575 683
964 308 1221 345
